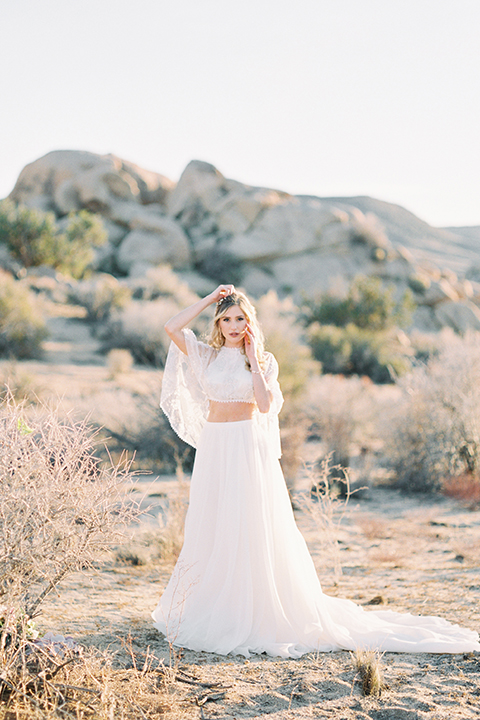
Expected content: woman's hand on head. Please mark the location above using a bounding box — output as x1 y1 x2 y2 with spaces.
210 285 235 303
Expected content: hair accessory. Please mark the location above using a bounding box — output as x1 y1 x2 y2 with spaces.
216 294 235 308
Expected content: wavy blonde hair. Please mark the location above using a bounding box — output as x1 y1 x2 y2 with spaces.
208 291 265 370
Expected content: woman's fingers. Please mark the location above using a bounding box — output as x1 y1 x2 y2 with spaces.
218 284 235 297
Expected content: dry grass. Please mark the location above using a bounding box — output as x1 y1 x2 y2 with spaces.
353 649 385 697
296 457 353 578
0 634 191 719
146 470 190 569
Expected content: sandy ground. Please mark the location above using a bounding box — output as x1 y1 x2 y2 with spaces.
36 480 480 720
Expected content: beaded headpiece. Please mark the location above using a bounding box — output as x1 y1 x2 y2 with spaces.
216 294 237 310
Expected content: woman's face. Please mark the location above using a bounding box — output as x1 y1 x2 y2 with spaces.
218 304 247 347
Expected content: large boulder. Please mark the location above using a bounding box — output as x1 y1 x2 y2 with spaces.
117 218 191 274
9 150 175 217
229 199 340 263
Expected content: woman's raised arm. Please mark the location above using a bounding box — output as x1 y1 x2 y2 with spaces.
164 284 235 354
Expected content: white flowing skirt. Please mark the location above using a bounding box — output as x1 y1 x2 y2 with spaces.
152 420 480 658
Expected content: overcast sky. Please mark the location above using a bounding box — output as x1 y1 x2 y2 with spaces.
2 0 479 227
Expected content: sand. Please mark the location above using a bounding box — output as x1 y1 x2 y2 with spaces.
37 480 480 720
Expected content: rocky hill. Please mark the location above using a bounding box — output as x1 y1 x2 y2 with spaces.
6 150 480 333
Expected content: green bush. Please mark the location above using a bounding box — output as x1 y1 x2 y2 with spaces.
301 275 415 332
0 201 107 278
0 271 48 359
308 323 411 383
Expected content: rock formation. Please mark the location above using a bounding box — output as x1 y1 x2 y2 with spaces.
6 150 480 333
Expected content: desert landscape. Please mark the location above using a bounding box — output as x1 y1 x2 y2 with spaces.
1 152 480 719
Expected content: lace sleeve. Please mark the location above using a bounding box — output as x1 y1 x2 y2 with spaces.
256 352 284 459
160 329 215 448
263 352 284 416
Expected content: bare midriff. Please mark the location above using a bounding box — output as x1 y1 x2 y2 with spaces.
207 400 256 422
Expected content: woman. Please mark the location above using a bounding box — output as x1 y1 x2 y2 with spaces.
152 284 480 658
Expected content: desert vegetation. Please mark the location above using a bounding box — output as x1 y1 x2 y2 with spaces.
1 227 480 718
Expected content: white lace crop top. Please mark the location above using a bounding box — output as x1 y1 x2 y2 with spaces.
160 328 283 455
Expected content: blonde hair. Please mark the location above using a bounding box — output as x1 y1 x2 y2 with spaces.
208 291 265 370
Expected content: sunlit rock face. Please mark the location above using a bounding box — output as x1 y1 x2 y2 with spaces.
7 150 480 333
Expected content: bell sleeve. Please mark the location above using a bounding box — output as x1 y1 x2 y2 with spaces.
160 328 215 449
256 351 284 459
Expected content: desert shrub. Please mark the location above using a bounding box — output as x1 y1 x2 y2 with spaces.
301 276 415 382
307 374 378 485
0 361 43 402
67 274 132 323
257 290 319 404
386 333 480 493
101 272 201 366
443 472 480 509
101 298 179 366
308 323 411 383
296 457 352 578
0 395 138 621
0 200 59 269
301 275 414 332
0 201 107 278
58 209 108 278
104 388 195 474
133 264 200 306
0 270 48 359
107 348 134 377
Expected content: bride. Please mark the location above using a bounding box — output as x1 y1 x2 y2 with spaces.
152 284 480 658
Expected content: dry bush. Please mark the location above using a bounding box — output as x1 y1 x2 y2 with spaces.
0 394 139 620
101 297 187 367
256 290 320 485
0 362 43 403
307 374 381 494
355 514 389 540
386 332 480 493
104 388 195 474
443 472 480 509
146 476 190 568
296 458 352 578
107 348 134 378
67 273 132 324
353 649 385 696
0 634 185 719
133 265 200 307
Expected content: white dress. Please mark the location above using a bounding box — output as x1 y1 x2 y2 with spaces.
152 329 480 658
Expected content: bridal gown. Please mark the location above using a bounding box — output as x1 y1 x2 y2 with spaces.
152 329 480 658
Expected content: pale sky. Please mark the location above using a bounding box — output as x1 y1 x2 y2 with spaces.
2 0 479 227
